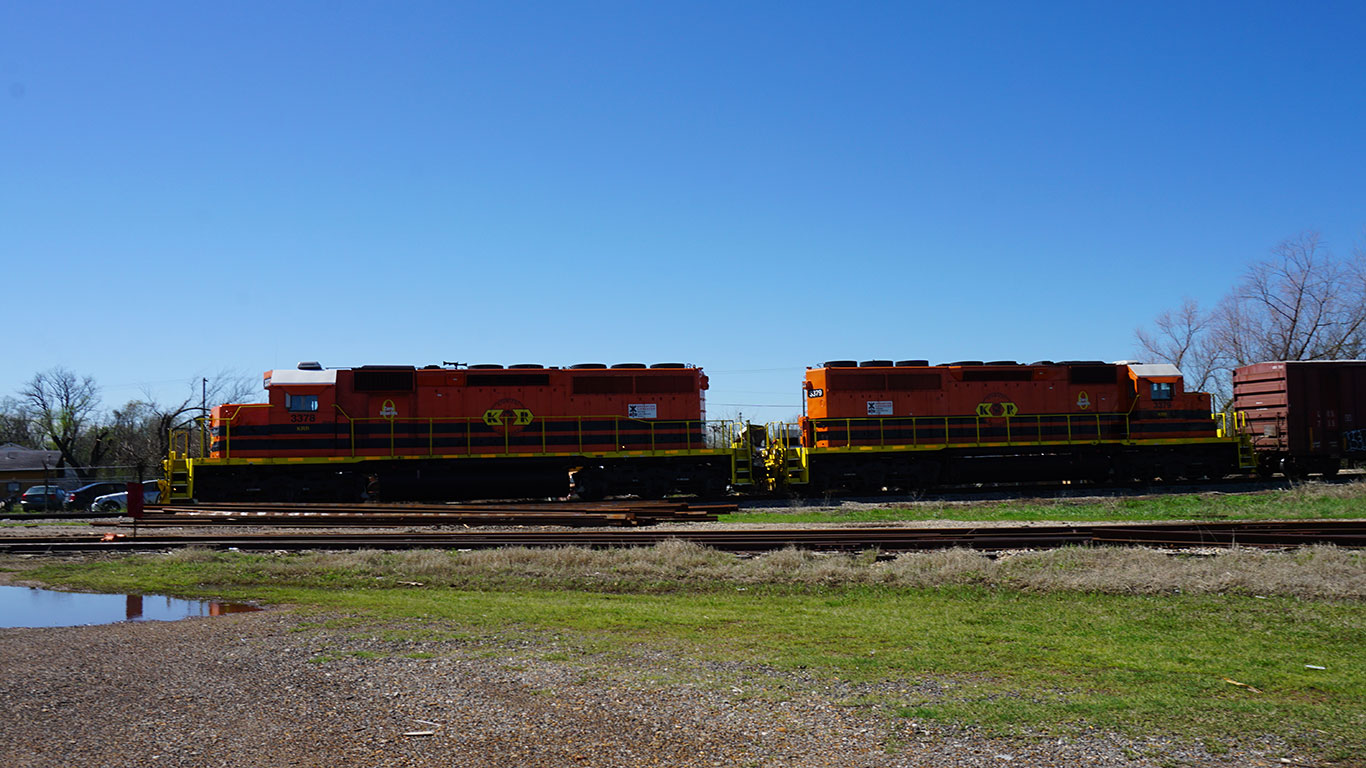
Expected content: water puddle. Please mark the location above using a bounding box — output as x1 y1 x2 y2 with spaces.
0 585 261 628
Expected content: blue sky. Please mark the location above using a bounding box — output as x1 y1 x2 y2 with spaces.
3 1 1365 421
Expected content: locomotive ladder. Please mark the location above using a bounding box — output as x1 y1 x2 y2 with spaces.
730 444 755 487
1221 412 1258 471
763 422 809 488
783 447 808 485
1237 435 1257 470
164 428 196 501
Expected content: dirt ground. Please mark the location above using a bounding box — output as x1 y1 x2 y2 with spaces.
0 562 1310 768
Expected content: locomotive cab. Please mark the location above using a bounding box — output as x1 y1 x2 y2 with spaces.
209 365 339 459
1128 363 1182 408
1127 363 1211 413
266 367 339 416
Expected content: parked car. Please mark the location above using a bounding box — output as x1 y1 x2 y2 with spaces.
20 485 69 512
2 481 20 511
64 482 127 511
90 482 162 513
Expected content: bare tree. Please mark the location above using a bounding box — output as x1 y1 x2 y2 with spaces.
0 397 40 447
135 370 258 463
1137 231 1366 407
11 368 259 479
1214 232 1366 365
21 368 106 480
1135 297 1225 394
104 400 161 473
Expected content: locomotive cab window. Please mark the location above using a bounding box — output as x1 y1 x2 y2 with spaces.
286 393 319 412
1149 382 1174 401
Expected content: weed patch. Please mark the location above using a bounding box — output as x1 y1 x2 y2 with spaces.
22 541 1363 599
727 480 1366 524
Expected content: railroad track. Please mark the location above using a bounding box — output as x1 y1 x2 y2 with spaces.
119 500 733 528
3 520 1363 554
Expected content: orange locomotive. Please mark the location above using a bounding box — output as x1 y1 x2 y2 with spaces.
180 362 731 501
789 359 1241 491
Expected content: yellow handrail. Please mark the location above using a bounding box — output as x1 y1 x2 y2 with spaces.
196 405 728 461
806 409 1176 450
295 411 714 458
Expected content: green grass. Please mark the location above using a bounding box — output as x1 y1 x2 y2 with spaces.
17 552 1366 761
725 481 1366 524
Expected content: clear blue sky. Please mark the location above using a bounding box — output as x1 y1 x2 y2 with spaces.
3 1 1364 421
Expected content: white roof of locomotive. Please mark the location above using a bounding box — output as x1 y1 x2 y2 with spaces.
265 369 338 387
1126 363 1183 379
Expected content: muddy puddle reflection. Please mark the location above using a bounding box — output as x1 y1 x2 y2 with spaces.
0 585 260 628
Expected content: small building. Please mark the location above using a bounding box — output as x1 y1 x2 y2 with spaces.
0 443 73 497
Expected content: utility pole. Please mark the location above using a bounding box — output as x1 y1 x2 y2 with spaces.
201 377 209 459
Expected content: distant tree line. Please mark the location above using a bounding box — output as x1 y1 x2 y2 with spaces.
1136 231 1366 407
0 369 256 482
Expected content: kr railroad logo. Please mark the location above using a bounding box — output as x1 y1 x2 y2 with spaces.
483 398 534 431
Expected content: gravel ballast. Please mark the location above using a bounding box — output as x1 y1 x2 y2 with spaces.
0 602 1305 768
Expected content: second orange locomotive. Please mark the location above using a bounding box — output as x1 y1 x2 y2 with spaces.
789 359 1241 491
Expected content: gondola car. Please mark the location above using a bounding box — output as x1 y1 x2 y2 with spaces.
172 362 733 502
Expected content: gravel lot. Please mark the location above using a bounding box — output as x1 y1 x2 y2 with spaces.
0 581 1304 768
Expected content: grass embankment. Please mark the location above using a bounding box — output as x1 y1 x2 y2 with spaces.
14 542 1366 761
725 478 1366 524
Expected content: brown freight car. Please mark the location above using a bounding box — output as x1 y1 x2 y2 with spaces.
1232 360 1366 478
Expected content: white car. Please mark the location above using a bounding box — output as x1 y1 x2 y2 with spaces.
90 482 162 513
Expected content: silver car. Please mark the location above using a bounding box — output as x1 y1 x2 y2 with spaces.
90 482 161 513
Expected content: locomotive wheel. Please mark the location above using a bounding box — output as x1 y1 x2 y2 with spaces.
692 476 724 499
852 467 887 494
570 468 607 501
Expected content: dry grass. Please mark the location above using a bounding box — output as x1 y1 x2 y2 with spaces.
736 478 1366 525
159 542 1366 599
1284 478 1366 501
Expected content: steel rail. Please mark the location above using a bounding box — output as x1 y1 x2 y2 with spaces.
2 520 1364 553
126 500 731 528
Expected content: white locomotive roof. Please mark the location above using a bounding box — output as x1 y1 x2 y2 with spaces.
265 369 337 387
1127 363 1183 379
